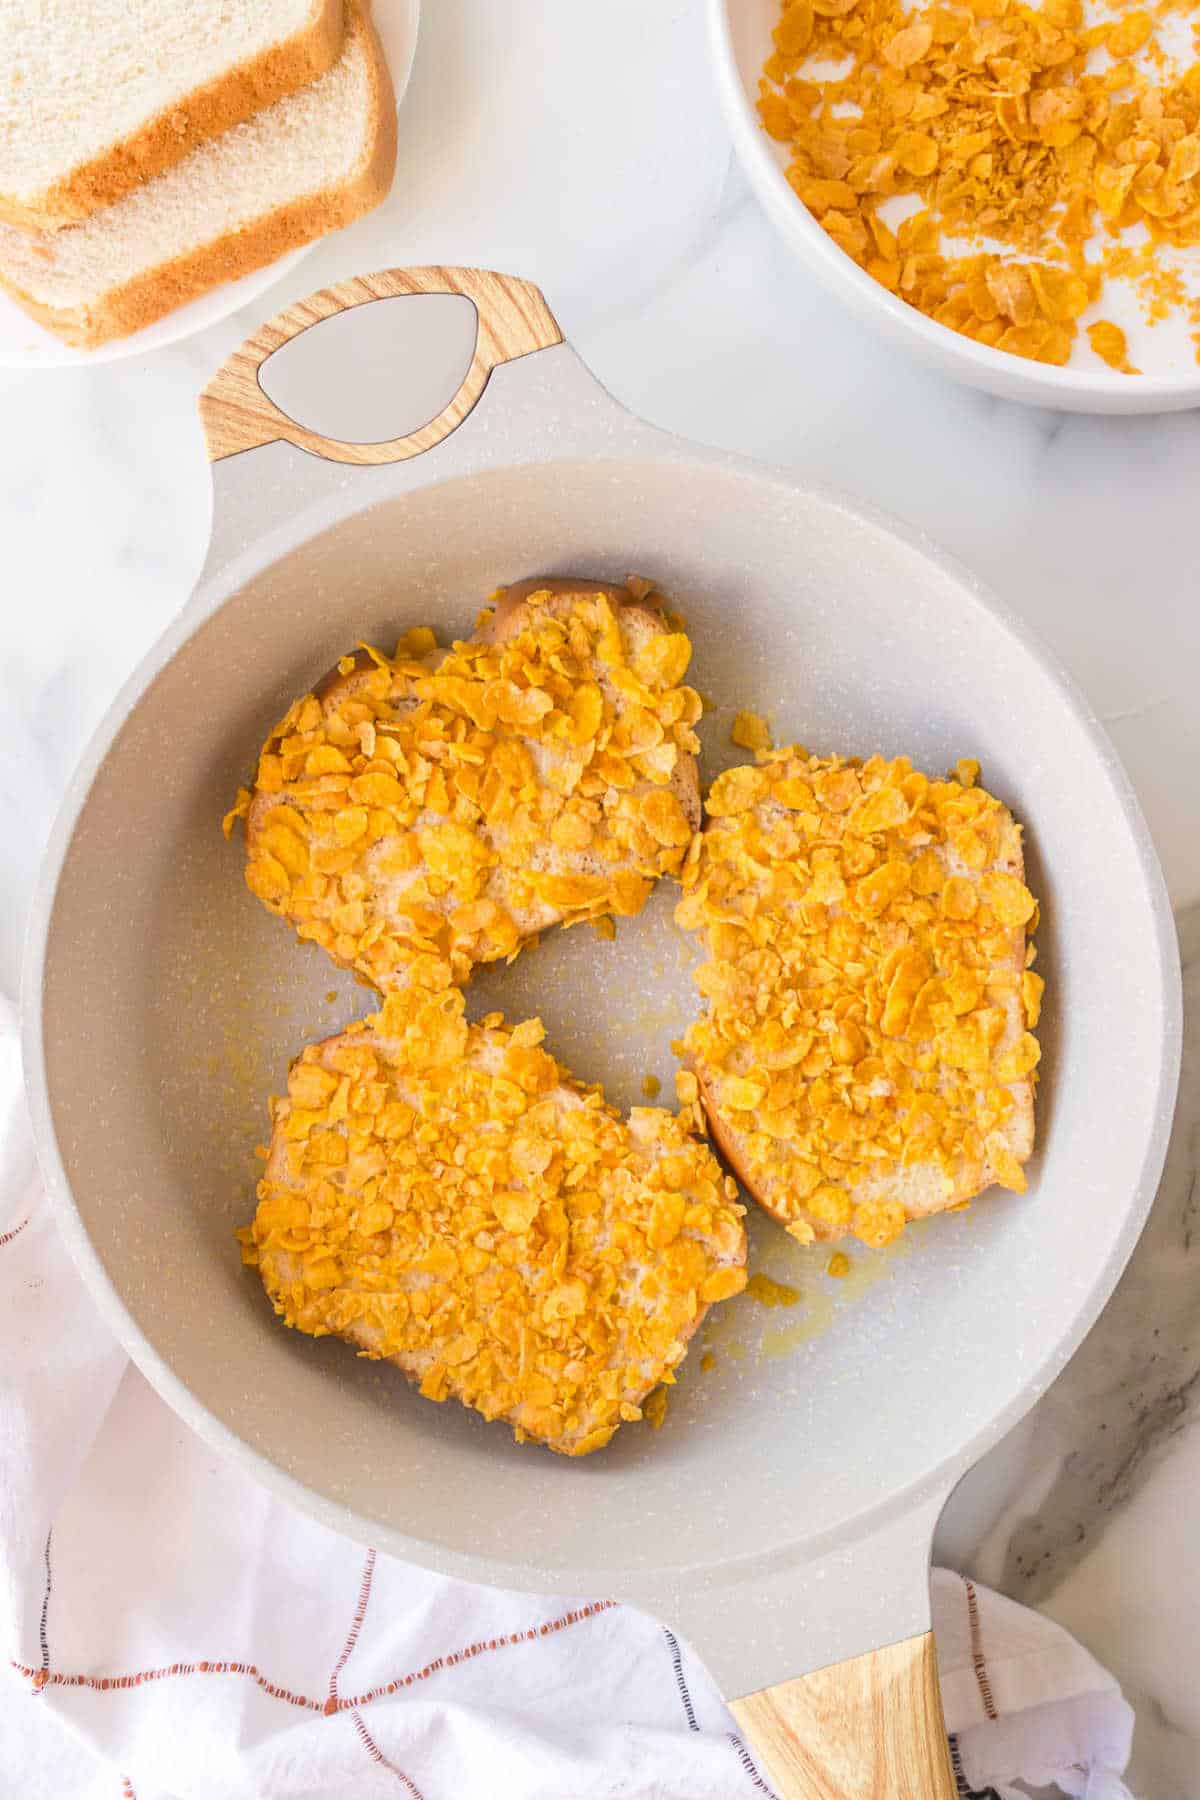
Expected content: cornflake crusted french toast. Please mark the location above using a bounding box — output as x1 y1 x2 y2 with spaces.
675 749 1041 1250
225 580 702 989
239 960 748 1455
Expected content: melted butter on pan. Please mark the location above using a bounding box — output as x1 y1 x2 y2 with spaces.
699 1223 918 1367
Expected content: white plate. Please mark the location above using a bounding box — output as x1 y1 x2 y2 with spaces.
0 0 420 369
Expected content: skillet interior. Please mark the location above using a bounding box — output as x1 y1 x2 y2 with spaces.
37 456 1171 1586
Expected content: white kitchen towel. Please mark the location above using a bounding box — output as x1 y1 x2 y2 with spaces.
0 996 1134 1800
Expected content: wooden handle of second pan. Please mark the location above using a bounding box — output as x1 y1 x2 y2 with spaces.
729 1633 958 1799
198 266 563 465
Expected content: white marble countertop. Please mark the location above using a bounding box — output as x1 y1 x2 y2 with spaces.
1 4 1196 1794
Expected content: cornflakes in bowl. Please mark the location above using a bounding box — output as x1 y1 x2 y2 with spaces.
710 0 1200 409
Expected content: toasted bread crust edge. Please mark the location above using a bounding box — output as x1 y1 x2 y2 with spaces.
0 6 395 350
0 0 345 233
486 577 653 640
691 798 1036 1238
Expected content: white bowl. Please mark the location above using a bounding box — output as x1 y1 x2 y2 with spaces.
710 0 1200 413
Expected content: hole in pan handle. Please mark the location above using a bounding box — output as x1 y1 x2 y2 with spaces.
197 267 564 467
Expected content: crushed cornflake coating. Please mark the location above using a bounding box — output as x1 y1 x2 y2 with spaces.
676 749 1041 1249
235 591 702 991
239 958 747 1456
731 711 773 752
643 1387 669 1429
744 1272 800 1308
1087 318 1140 371
759 0 1200 369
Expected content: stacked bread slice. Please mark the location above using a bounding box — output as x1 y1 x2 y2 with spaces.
0 0 395 348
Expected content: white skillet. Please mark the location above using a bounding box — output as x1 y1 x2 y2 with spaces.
23 268 1180 1796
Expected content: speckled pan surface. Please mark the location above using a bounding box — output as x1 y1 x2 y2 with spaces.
23 275 1180 1697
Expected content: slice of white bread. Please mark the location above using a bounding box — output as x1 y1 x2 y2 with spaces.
239 976 748 1455
0 1 393 349
675 749 1042 1250
0 0 344 231
232 578 703 992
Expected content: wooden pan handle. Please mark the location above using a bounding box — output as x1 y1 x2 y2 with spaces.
198 266 563 466
729 1632 957 1799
